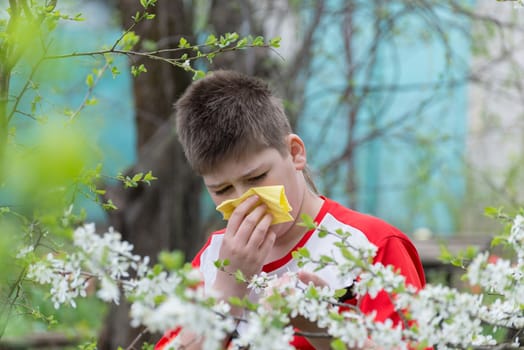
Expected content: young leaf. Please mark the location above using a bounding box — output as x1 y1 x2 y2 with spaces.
143 171 158 184
331 338 346 350
102 199 118 211
85 74 94 88
132 172 144 182
269 36 281 48
235 269 247 283
299 214 317 230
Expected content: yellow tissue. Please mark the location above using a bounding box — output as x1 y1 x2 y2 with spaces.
216 185 293 225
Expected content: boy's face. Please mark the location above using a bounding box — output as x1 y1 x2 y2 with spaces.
202 135 307 236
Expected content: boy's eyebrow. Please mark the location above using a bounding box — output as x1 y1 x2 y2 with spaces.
206 166 265 189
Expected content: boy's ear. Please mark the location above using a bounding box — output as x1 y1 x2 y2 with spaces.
287 134 307 170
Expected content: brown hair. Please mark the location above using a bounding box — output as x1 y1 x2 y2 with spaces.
175 70 292 174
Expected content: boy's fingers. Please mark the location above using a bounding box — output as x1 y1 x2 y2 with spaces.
297 270 328 288
225 195 260 238
258 230 276 256
247 213 273 248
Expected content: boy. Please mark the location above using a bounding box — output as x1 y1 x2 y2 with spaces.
155 70 426 349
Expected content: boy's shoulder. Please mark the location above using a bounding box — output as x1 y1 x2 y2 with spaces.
317 197 409 245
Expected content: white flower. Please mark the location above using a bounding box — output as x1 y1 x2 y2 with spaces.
232 313 294 350
97 276 120 304
16 245 34 259
509 214 524 262
27 260 53 284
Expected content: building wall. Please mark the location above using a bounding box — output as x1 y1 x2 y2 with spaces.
299 1 472 235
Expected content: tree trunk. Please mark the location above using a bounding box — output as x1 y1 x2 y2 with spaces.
98 1 204 348
99 1 277 347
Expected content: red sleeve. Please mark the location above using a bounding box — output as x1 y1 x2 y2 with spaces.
359 236 426 324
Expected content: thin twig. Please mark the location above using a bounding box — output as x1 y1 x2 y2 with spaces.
124 327 149 350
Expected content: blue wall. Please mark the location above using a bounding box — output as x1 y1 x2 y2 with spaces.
300 1 471 235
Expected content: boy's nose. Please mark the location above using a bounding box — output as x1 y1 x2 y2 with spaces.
234 186 250 199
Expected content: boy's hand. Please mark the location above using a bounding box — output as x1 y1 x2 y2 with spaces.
213 195 276 302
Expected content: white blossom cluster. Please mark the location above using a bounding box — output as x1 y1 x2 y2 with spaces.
232 308 294 350
464 214 524 331
24 223 237 348
20 214 524 349
128 270 182 328
27 252 88 308
396 284 490 349
145 295 236 350
353 263 408 298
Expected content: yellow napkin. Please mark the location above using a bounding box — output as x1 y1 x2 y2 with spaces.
216 185 293 225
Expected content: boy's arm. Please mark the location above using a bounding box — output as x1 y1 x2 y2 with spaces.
156 195 275 350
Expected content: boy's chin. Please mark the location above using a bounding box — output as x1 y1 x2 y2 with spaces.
270 220 296 235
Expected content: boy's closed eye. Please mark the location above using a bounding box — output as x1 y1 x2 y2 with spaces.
214 173 268 196
247 172 267 183
214 185 232 196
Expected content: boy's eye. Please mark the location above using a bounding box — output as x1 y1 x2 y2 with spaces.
215 186 232 196
248 172 267 183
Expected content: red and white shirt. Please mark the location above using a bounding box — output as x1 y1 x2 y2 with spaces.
156 197 426 350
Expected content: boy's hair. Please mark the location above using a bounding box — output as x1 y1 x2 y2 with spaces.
175 70 292 174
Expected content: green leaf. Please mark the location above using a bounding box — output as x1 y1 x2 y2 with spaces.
205 34 217 46
299 214 317 230
340 247 355 261
214 259 230 269
85 74 94 88
491 235 507 247
269 36 281 48
86 98 98 106
252 36 265 46
178 37 190 48
330 338 346 350
333 288 347 299
464 246 478 260
320 255 335 264
153 294 167 305
229 296 244 307
131 64 148 77
159 250 185 271
0 207 11 214
152 264 163 276
484 206 501 218
438 244 453 263
143 171 158 184
140 0 148 9
102 199 118 211
192 70 206 80
236 37 248 48
111 66 121 78
120 31 140 50
132 172 144 182
234 269 247 283
296 247 310 258
305 286 319 298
